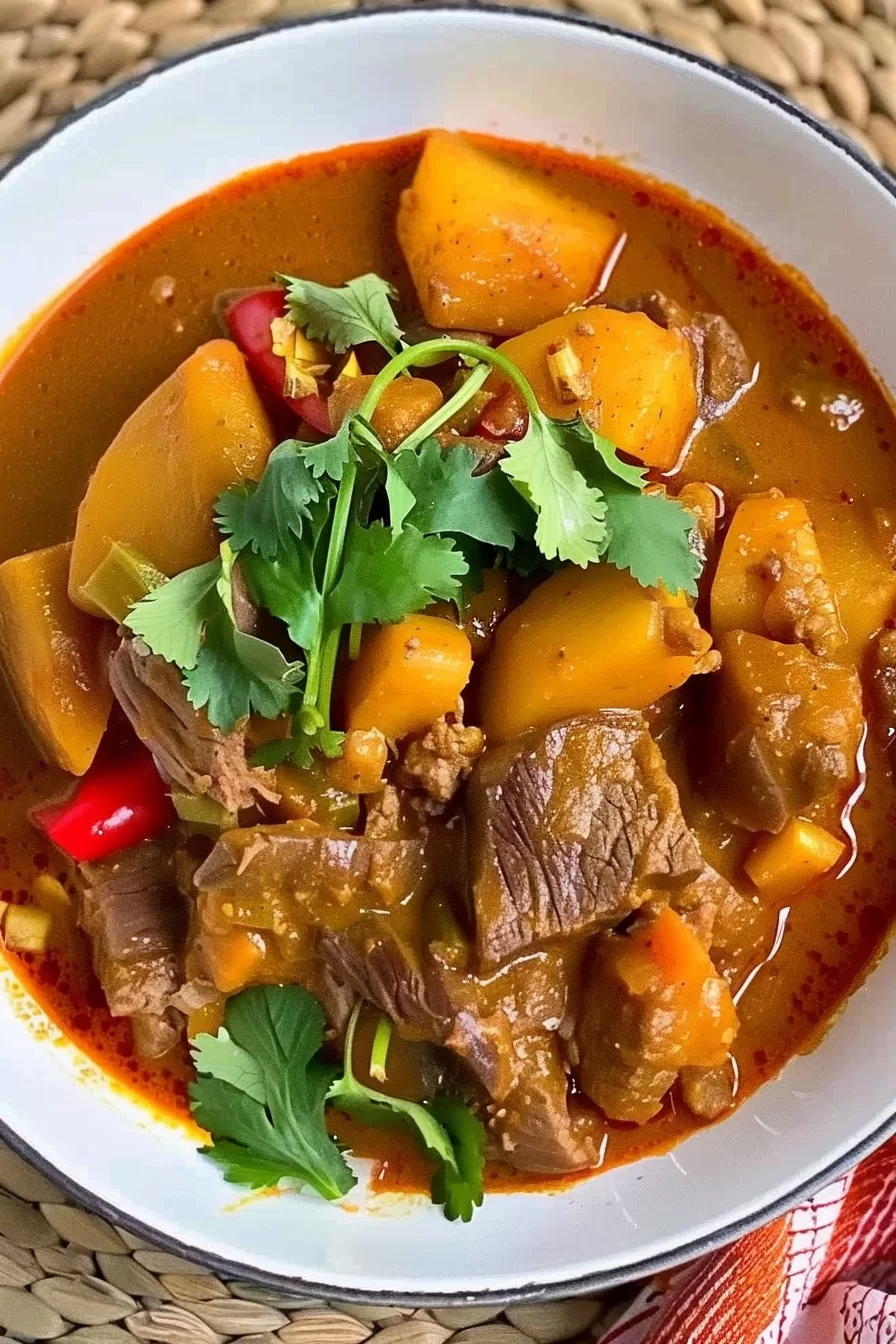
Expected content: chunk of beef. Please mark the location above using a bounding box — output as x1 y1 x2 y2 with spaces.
108 637 277 814
708 630 863 832
79 841 187 1058
467 711 717 967
319 921 453 1041
870 627 896 745
493 1036 599 1174
194 819 457 915
397 715 486 802
576 908 737 1125
615 291 754 421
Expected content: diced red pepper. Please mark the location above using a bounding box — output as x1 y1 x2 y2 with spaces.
475 384 529 442
32 745 175 863
222 288 332 435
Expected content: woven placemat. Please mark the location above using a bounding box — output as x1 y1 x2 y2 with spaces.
1 0 893 1331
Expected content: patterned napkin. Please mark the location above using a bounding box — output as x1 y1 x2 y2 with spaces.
605 1134 896 1343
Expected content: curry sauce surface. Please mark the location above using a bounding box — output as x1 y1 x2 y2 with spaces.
1 133 895 1192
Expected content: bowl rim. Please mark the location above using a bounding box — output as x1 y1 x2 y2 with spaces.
2 3 896 1304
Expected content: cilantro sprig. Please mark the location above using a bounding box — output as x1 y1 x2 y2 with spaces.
191 986 486 1222
125 275 703 741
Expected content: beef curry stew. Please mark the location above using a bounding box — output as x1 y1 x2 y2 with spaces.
1 130 895 1219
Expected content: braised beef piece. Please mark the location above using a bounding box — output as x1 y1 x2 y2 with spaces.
319 922 453 1041
575 913 737 1125
194 819 457 913
708 630 863 832
108 636 277 814
870 627 896 745
615 291 753 421
79 841 187 1058
680 1065 735 1121
467 711 720 967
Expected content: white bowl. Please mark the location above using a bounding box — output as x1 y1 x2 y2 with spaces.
2 6 896 1305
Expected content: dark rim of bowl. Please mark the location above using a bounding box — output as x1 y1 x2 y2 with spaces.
1 4 895 1305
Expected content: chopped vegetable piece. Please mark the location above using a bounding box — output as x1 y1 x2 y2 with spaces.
171 792 238 831
274 762 360 828
397 131 621 334
329 375 445 451
70 340 277 613
32 745 175 862
369 1015 392 1083
221 287 332 432
744 818 845 898
480 564 715 743
2 904 52 954
346 615 473 741
30 875 70 913
711 491 846 656
326 729 388 795
201 928 267 995
78 542 168 623
497 308 698 469
190 985 356 1199
0 541 114 776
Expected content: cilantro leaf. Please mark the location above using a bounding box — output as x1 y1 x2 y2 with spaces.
123 559 220 669
240 491 332 653
569 421 649 489
250 721 344 770
300 417 356 483
500 412 608 567
392 438 535 548
183 545 303 732
279 272 403 357
428 1094 486 1223
327 1005 484 1222
190 985 355 1202
191 1029 266 1103
328 523 467 626
601 478 703 596
216 441 321 560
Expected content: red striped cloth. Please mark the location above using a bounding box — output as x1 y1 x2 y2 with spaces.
607 1135 896 1343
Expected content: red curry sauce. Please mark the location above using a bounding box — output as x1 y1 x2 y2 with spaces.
1 133 895 1192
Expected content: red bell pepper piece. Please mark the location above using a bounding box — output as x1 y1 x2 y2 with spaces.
222 288 332 435
32 746 175 863
475 384 529 442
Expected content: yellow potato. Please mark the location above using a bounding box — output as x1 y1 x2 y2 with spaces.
397 131 621 336
479 564 712 743
70 339 275 614
0 542 112 774
498 308 697 469
744 818 845 899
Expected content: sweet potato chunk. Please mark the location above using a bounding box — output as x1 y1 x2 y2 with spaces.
0 542 112 774
497 308 698 469
70 340 275 614
479 564 715 744
577 907 738 1125
345 615 473 741
711 490 845 656
744 818 845 899
708 630 863 833
396 131 620 335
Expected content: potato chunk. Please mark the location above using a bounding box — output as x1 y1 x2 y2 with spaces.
497 308 698 469
0 542 112 774
479 563 716 744
346 615 473 741
708 630 863 833
70 339 275 614
744 818 845 899
396 131 621 336
711 490 845 656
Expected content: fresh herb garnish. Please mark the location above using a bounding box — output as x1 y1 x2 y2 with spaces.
190 985 355 1200
278 272 403 357
127 274 704 740
191 986 486 1222
327 1002 486 1223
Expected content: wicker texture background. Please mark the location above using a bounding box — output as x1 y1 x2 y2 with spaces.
2 0 895 1331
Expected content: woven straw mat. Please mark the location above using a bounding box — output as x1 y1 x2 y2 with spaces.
0 0 893 1330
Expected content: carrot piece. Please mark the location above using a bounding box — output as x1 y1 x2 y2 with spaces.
326 729 388 794
345 615 473 741
744 818 845 899
202 928 266 995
